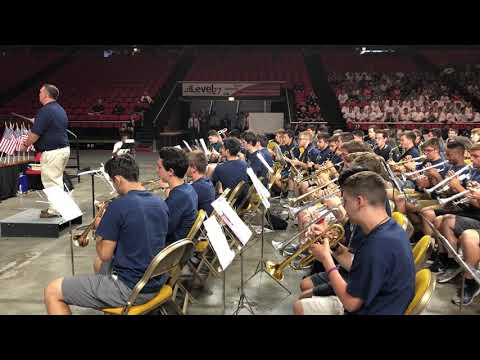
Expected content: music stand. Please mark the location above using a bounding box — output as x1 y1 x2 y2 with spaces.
43 186 83 276
421 215 480 312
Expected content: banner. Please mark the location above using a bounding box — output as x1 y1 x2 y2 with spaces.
182 82 281 97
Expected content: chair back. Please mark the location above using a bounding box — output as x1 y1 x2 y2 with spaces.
123 239 194 314
186 209 206 241
227 180 245 206
392 211 407 230
404 269 436 315
412 235 431 268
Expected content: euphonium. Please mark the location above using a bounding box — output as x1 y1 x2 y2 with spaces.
265 223 345 281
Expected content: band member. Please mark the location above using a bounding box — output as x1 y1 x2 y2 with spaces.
453 227 480 305
112 127 133 157
471 128 480 145
293 171 415 315
211 137 249 200
207 130 223 162
398 131 421 160
373 129 392 161
313 132 333 166
44 155 169 314
157 147 198 245
20 84 70 218
328 135 344 167
187 150 216 216
352 130 365 143
366 127 376 148
242 132 273 184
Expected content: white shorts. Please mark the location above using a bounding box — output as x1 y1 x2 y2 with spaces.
300 296 344 315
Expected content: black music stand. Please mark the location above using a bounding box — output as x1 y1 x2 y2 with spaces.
244 204 292 295
422 215 480 312
232 245 256 315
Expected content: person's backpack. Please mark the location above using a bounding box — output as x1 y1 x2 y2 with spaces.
266 210 288 230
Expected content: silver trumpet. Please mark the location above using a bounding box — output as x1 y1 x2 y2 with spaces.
401 161 447 181
437 190 471 207
425 164 472 195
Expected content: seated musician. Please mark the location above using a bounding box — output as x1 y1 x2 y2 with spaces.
373 129 392 161
471 128 480 145
248 133 274 186
328 134 344 168
352 129 365 143
313 132 333 165
290 131 321 195
157 147 198 245
187 150 215 216
211 137 249 204
424 143 480 281
389 131 421 172
293 171 415 315
44 155 169 314
298 153 393 298
208 130 223 153
279 129 299 198
267 129 285 157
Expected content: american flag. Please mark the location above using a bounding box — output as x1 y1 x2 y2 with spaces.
0 126 17 156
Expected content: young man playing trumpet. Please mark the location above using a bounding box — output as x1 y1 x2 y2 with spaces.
293 171 415 315
44 155 170 314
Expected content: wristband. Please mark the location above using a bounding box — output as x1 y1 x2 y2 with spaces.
326 265 339 277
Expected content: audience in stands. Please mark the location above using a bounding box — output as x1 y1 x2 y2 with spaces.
140 91 154 105
293 82 323 123
89 98 105 115
112 104 125 115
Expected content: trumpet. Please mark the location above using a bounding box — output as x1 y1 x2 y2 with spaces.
425 164 472 195
73 201 109 247
437 190 471 207
288 178 339 207
401 161 447 181
391 155 427 167
266 223 345 281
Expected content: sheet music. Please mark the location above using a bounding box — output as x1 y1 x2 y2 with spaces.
203 216 235 271
211 196 252 246
199 138 210 156
43 186 83 222
182 140 193 152
246 167 270 209
256 152 274 174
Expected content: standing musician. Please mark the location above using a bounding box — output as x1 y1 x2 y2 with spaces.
187 150 216 216
20 84 70 218
44 155 169 314
157 147 198 245
293 171 415 315
373 130 392 161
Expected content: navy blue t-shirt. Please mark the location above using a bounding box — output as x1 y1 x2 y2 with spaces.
191 177 215 216
96 190 169 292
314 146 333 165
166 183 198 244
211 159 249 191
31 101 69 151
347 219 415 315
248 148 274 182
399 146 420 161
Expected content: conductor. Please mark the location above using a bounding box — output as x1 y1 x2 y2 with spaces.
20 84 70 218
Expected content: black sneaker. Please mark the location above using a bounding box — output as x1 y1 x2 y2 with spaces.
429 257 448 273
437 265 462 283
452 281 480 306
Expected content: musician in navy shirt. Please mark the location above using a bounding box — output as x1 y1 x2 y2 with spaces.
242 132 274 185
293 171 415 315
157 147 198 244
187 150 216 216
211 138 249 205
45 155 169 314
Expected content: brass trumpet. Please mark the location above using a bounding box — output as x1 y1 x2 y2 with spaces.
265 223 345 281
73 201 109 247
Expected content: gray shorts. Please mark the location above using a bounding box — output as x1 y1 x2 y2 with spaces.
62 261 158 310
454 216 480 237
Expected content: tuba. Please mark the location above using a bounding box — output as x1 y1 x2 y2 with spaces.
265 223 345 281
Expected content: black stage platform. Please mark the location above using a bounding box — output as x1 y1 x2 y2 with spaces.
0 209 82 238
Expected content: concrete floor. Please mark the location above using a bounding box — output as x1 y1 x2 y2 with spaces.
0 149 479 315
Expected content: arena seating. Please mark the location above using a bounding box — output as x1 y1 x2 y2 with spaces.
0 53 180 128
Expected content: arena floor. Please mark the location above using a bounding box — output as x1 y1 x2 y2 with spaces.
0 150 477 315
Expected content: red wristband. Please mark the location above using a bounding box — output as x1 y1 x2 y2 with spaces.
326 266 339 277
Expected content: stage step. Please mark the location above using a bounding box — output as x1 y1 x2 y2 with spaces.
0 209 82 238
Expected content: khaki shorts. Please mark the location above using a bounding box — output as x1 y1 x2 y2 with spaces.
300 295 344 315
40 146 70 189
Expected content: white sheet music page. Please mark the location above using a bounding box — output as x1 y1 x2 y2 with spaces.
246 167 270 209
203 216 235 271
211 196 252 245
256 152 274 174
43 186 83 222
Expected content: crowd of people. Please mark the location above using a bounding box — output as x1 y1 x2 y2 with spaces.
293 82 323 122
328 71 480 125
187 109 250 140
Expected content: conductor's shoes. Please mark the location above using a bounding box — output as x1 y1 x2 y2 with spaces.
40 210 60 218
